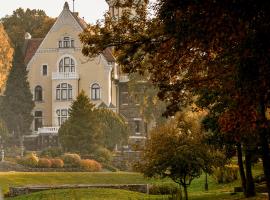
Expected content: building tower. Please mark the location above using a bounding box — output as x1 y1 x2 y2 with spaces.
105 0 148 148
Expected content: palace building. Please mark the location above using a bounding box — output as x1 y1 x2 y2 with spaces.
23 1 147 150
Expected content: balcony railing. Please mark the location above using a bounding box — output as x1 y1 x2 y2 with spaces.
38 127 59 134
119 75 129 82
52 72 79 80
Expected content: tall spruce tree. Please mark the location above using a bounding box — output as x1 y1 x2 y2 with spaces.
59 91 101 154
0 47 34 141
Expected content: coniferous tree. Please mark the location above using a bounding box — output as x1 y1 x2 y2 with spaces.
0 47 34 141
59 91 101 154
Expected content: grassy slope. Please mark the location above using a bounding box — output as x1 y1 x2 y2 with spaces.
2 162 267 200
0 172 166 193
6 188 166 200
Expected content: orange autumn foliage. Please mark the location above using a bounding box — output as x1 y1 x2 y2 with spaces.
0 24 13 92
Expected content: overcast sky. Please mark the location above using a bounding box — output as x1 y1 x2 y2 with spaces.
0 0 109 24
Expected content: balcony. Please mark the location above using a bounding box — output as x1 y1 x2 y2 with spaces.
38 127 59 135
52 72 79 80
119 75 129 82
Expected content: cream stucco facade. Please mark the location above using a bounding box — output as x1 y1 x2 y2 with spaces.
26 3 117 133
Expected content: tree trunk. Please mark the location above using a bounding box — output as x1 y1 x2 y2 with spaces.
259 129 270 200
244 146 256 197
236 143 247 195
258 97 270 200
183 185 188 200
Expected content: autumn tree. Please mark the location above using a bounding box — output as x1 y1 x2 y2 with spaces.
139 111 223 200
0 24 13 92
80 0 270 198
1 8 55 47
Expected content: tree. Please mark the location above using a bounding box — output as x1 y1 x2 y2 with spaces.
0 24 13 92
138 111 222 200
97 108 129 150
59 91 101 154
80 1 270 197
0 119 8 143
128 72 166 125
0 47 34 142
1 8 55 47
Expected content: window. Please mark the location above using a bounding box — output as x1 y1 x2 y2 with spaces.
56 83 72 100
34 111 43 131
34 86 42 101
121 92 129 105
56 109 68 126
42 65 47 76
59 57 75 72
59 37 74 48
135 120 140 133
91 83 100 100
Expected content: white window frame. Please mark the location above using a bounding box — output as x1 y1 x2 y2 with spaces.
91 83 101 100
56 83 73 101
56 109 69 126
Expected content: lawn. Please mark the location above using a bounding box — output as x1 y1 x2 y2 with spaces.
6 188 167 200
1 163 267 200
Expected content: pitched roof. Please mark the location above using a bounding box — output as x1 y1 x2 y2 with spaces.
102 48 115 62
24 38 43 65
72 13 88 29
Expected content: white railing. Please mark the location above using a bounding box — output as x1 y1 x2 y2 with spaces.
119 75 129 82
52 72 79 80
38 127 60 134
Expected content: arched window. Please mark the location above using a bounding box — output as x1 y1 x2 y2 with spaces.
34 86 42 101
56 109 68 126
59 57 75 72
91 83 100 100
56 83 72 100
34 111 43 131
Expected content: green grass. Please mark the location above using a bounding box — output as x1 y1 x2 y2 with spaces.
0 172 167 194
6 188 167 200
1 162 266 200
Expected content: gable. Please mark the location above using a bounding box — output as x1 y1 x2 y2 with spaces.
26 3 86 70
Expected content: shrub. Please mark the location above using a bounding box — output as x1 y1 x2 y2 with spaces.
62 153 81 167
17 153 39 168
80 159 102 172
149 183 179 195
92 147 112 164
50 158 64 168
213 164 239 183
40 147 63 158
38 158 52 168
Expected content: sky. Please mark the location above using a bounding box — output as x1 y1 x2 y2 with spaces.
0 0 109 24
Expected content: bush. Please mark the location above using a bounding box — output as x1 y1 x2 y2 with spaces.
213 164 239 183
149 183 179 195
50 158 64 168
62 153 81 167
80 159 102 172
38 158 52 168
40 147 63 158
93 147 112 163
17 153 39 168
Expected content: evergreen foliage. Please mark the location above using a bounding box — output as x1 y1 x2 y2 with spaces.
0 47 34 139
97 108 128 150
59 91 101 154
